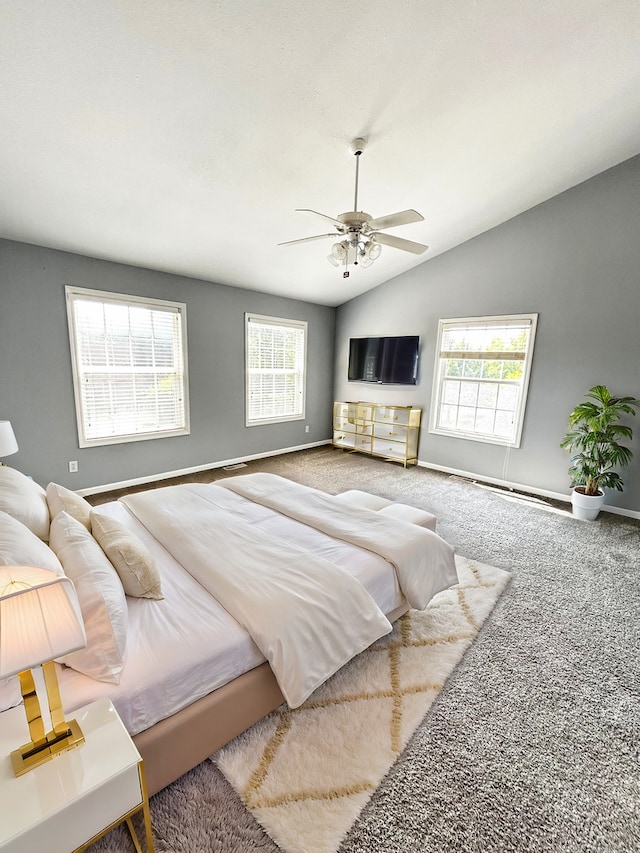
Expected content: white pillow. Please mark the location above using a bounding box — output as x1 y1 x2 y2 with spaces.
0 676 22 712
0 466 50 541
91 510 163 600
49 512 128 684
46 482 93 530
0 509 63 573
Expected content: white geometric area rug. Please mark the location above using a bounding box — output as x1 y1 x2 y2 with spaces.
213 556 511 853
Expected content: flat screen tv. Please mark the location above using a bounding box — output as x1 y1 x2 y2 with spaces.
348 335 419 385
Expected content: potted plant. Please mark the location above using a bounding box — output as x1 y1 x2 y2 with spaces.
560 385 640 520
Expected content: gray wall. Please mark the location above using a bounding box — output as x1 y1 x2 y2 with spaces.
3 155 639 509
334 154 640 513
1 240 335 490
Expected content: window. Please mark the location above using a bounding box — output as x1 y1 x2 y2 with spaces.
66 286 189 447
245 313 307 426
430 314 537 447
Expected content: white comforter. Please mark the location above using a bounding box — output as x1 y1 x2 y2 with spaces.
220 473 457 609
121 475 457 707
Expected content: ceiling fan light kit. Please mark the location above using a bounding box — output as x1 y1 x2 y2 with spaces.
279 138 429 274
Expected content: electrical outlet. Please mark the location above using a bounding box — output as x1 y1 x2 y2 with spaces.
304 425 310 434
68 460 78 473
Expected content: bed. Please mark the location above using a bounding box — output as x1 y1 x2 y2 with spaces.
0 467 458 796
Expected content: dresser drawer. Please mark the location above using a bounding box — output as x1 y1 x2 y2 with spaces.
334 414 356 432
374 423 408 442
334 402 358 421
356 404 375 421
333 430 357 448
372 438 407 460
354 420 373 436
374 406 410 425
354 433 373 452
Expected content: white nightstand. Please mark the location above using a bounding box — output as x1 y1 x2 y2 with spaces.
0 697 154 853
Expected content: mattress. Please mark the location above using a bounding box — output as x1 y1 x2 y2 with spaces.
59 492 404 735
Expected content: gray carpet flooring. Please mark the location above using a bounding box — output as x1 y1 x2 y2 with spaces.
88 446 640 852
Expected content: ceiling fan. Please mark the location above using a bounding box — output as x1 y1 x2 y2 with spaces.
279 138 428 272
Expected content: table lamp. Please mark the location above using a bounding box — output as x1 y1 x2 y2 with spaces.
0 566 87 776
0 421 18 464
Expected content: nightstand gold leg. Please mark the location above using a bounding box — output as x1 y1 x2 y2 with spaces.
138 761 155 853
125 817 144 853
144 803 155 853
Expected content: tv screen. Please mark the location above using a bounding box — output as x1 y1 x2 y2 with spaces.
348 336 419 385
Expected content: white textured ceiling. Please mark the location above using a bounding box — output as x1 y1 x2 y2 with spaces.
2 1 639 306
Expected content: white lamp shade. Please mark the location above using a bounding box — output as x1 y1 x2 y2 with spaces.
0 566 87 678
0 421 18 457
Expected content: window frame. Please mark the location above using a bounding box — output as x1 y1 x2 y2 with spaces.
429 313 538 448
245 313 308 427
66 285 190 448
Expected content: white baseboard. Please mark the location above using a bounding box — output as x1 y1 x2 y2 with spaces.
417 460 640 520
79 443 640 520
79 440 331 496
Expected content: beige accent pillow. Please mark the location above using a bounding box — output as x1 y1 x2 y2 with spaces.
378 502 438 532
90 510 163 599
0 509 62 573
49 512 128 684
46 482 92 530
0 465 50 541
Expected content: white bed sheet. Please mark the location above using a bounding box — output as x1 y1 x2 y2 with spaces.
59 492 404 735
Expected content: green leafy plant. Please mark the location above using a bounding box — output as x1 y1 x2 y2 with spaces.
560 385 640 495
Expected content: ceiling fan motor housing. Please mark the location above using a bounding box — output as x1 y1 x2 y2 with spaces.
338 211 371 227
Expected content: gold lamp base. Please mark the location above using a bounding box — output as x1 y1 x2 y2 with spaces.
11 718 84 777
12 661 85 777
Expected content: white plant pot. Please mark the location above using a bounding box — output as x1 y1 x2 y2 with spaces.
571 488 605 521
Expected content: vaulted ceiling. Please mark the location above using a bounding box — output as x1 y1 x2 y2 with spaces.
2 2 639 306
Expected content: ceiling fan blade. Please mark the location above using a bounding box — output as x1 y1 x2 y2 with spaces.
278 233 337 247
295 209 346 229
366 209 424 231
372 232 429 254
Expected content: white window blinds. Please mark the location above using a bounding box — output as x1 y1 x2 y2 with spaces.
245 314 307 426
66 287 189 447
430 314 537 447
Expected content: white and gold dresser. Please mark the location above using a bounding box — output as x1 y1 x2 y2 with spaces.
332 401 421 467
